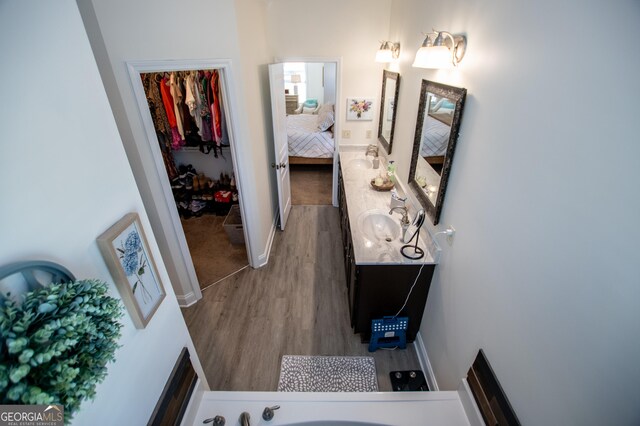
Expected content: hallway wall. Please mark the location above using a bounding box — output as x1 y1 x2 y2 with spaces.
386 0 640 424
0 1 207 424
265 0 393 146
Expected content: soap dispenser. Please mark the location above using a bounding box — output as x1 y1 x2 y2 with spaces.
387 160 396 183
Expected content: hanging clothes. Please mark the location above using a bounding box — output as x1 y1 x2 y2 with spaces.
169 72 185 142
142 74 172 136
184 72 204 137
142 68 232 153
200 72 212 142
210 70 223 146
159 75 183 150
156 131 178 180
179 74 197 141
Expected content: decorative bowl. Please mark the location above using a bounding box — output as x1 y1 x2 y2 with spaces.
370 178 395 191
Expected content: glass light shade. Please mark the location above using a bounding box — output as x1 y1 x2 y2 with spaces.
412 45 453 69
375 48 393 63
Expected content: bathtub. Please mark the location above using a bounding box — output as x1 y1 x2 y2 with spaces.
184 387 478 426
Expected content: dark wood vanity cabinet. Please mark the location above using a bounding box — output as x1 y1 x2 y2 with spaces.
338 167 435 342
351 264 434 342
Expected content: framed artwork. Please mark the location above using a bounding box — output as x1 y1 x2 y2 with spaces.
97 213 166 329
346 97 375 121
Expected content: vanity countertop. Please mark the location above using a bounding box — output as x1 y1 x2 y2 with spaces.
339 149 440 265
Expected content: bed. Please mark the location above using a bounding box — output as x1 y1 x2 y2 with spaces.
287 111 335 165
420 113 452 171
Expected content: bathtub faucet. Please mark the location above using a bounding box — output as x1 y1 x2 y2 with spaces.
262 405 280 421
239 412 250 426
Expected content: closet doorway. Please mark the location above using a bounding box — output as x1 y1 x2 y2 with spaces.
127 60 253 299
272 58 341 210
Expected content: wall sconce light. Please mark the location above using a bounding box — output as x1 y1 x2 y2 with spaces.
412 30 467 69
375 41 401 63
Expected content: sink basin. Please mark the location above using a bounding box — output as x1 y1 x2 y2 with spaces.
358 210 401 243
348 159 372 170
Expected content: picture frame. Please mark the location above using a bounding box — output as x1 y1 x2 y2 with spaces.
346 97 375 121
97 213 166 329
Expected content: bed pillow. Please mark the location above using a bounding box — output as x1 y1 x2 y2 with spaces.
317 109 335 131
302 106 319 114
317 103 334 114
303 99 318 108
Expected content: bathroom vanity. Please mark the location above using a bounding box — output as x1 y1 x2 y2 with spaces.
338 150 439 342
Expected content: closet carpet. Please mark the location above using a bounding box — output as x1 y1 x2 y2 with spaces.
181 214 248 290
290 164 333 205
181 205 422 392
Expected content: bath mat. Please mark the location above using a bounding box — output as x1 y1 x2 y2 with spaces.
277 355 378 392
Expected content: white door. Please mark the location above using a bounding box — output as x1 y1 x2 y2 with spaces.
268 63 292 230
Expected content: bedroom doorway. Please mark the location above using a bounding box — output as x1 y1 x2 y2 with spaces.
270 58 341 223
284 62 336 206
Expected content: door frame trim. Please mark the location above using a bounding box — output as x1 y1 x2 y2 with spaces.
126 59 254 306
274 56 342 207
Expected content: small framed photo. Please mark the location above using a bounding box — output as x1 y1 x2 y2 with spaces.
346 97 375 121
97 213 166 329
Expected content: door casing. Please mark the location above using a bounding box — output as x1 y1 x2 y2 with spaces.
273 56 342 207
126 59 254 307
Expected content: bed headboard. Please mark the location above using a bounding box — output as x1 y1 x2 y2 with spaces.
467 350 521 426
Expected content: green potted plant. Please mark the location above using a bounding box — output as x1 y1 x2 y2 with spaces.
0 279 123 422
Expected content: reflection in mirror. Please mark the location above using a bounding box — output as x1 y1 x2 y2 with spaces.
408 80 466 225
377 70 400 154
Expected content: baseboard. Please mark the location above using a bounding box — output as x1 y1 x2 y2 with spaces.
414 333 439 391
176 291 198 308
256 209 279 268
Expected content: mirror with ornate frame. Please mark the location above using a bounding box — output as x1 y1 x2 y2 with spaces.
408 79 466 225
377 70 400 154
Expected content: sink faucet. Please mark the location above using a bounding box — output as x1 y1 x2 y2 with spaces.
389 206 410 225
239 412 250 426
389 206 411 241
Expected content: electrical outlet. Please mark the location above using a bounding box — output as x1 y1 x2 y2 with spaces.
342 130 351 139
445 226 456 245
366 129 372 139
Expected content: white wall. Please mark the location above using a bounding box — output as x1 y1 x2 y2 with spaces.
0 1 207 424
76 0 277 303
323 62 337 104
387 0 640 424
266 0 392 144
233 0 278 250
172 149 235 186
306 62 325 104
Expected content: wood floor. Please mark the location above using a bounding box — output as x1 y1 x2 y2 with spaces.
181 214 248 290
182 205 421 392
290 164 333 205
